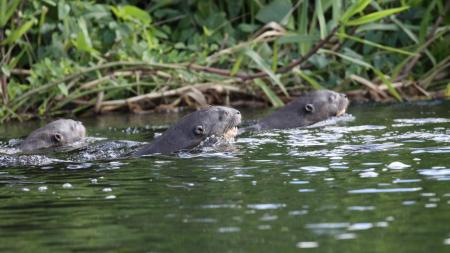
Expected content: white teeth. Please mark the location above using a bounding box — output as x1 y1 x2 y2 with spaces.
337 108 347 116
223 127 238 140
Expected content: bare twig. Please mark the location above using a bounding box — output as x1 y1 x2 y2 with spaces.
10 69 31 75
350 74 388 98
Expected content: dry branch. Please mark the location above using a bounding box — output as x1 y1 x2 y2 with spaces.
99 83 246 112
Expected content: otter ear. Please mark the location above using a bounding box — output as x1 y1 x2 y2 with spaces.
52 133 63 143
304 104 315 113
193 125 204 135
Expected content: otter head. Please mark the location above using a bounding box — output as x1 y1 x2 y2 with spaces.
134 106 241 155
185 106 241 142
20 119 86 152
258 90 349 130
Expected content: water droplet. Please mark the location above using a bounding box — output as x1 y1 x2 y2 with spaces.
257 225 271 230
296 241 318 248
217 227 240 233
387 162 410 170
347 206 375 211
375 221 389 227
348 223 373 231
335 233 356 240
360 171 379 178
62 183 73 189
38 186 48 192
298 189 315 193
425 203 437 208
247 203 286 210
349 187 422 194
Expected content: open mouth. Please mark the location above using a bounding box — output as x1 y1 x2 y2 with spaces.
336 107 347 116
336 99 349 117
223 126 239 141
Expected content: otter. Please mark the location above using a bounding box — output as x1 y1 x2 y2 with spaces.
20 119 86 152
133 106 241 155
247 90 349 131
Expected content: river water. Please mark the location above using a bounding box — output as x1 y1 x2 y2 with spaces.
0 101 449 252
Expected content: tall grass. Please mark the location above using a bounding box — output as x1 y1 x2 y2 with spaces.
0 0 448 121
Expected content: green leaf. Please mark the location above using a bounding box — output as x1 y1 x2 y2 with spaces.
0 0 5 27
245 48 288 96
111 5 151 25
57 0 70 20
58 83 69 96
338 32 416 56
371 0 436 66
254 79 284 107
419 0 436 43
346 6 409 26
230 54 244 76
316 0 327 39
294 69 323 90
74 18 94 52
145 30 159 49
272 42 279 72
202 26 213 36
256 0 293 25
332 0 342 24
298 0 310 54
8 48 26 69
1 19 34 45
320 49 373 69
372 68 402 101
1 64 11 77
0 0 21 27
340 0 371 24
277 34 319 44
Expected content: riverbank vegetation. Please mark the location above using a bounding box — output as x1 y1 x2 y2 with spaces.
0 0 449 121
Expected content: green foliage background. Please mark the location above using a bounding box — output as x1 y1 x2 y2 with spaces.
0 0 449 121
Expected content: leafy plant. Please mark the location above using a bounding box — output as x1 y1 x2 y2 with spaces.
0 0 448 122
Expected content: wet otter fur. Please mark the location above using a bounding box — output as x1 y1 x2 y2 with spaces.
247 90 349 131
20 119 86 152
133 106 241 155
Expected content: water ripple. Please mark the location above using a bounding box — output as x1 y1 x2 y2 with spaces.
247 203 286 210
394 118 450 125
348 187 422 194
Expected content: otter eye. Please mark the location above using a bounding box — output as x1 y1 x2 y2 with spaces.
304 104 315 113
52 133 63 143
194 125 204 135
329 94 337 102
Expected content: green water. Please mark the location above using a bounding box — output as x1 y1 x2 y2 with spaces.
1 101 450 253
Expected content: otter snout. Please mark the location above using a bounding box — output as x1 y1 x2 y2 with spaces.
336 92 349 116
73 121 87 139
